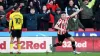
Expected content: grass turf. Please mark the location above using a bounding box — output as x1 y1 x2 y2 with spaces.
0 52 100 56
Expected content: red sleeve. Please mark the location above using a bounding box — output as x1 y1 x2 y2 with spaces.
6 10 14 21
52 4 59 12
46 4 51 10
49 14 54 23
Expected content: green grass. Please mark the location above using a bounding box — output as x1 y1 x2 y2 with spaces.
0 52 100 56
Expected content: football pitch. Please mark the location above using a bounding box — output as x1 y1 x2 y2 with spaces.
0 52 100 56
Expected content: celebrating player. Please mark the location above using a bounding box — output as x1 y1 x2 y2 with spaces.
9 6 23 54
50 8 83 54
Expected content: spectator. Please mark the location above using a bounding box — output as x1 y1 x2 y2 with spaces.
0 0 5 8
38 5 50 31
94 3 100 31
0 15 6 31
0 5 14 28
27 1 33 13
65 0 84 31
67 17 85 31
27 0 41 13
46 0 59 28
65 0 79 16
24 8 50 31
51 8 61 25
0 6 7 31
46 0 59 12
79 0 96 28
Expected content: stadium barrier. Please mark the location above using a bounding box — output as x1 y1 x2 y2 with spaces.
54 37 100 52
0 31 100 53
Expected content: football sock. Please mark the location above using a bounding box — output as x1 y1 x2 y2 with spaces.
71 41 76 51
53 43 62 47
18 44 21 52
10 43 13 52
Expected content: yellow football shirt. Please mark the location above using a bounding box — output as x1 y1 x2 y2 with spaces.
9 12 23 30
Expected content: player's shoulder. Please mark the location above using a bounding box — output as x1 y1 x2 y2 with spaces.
10 13 14 17
19 12 23 16
57 19 62 23
10 12 14 15
10 12 16 16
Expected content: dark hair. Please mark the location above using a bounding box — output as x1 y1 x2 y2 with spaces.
14 6 19 10
60 11 66 14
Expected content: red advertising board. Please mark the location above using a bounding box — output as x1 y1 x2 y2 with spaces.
94 38 100 51
55 37 100 52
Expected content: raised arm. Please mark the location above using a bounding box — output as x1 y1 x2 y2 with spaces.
87 0 96 8
70 8 83 18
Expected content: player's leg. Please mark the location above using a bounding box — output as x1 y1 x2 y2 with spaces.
50 34 65 51
17 37 21 54
68 37 76 51
53 34 65 47
68 36 81 54
10 37 14 53
10 30 15 54
16 30 22 54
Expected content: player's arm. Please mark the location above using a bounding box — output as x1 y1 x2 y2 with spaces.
70 8 83 18
54 20 63 31
9 15 13 31
21 15 23 25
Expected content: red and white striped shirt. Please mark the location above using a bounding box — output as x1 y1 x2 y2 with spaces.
56 16 70 35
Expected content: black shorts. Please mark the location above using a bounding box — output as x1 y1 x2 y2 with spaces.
58 32 71 42
11 30 22 38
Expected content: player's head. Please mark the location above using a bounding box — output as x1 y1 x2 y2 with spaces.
69 0 74 6
30 8 35 14
14 6 20 12
83 0 89 5
61 11 66 20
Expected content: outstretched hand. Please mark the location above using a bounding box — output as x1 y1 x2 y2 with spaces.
80 8 83 11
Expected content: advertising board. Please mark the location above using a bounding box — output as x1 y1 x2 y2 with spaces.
55 37 100 52
0 37 52 53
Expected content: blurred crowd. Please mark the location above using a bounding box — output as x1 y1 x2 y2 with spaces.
0 0 100 31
